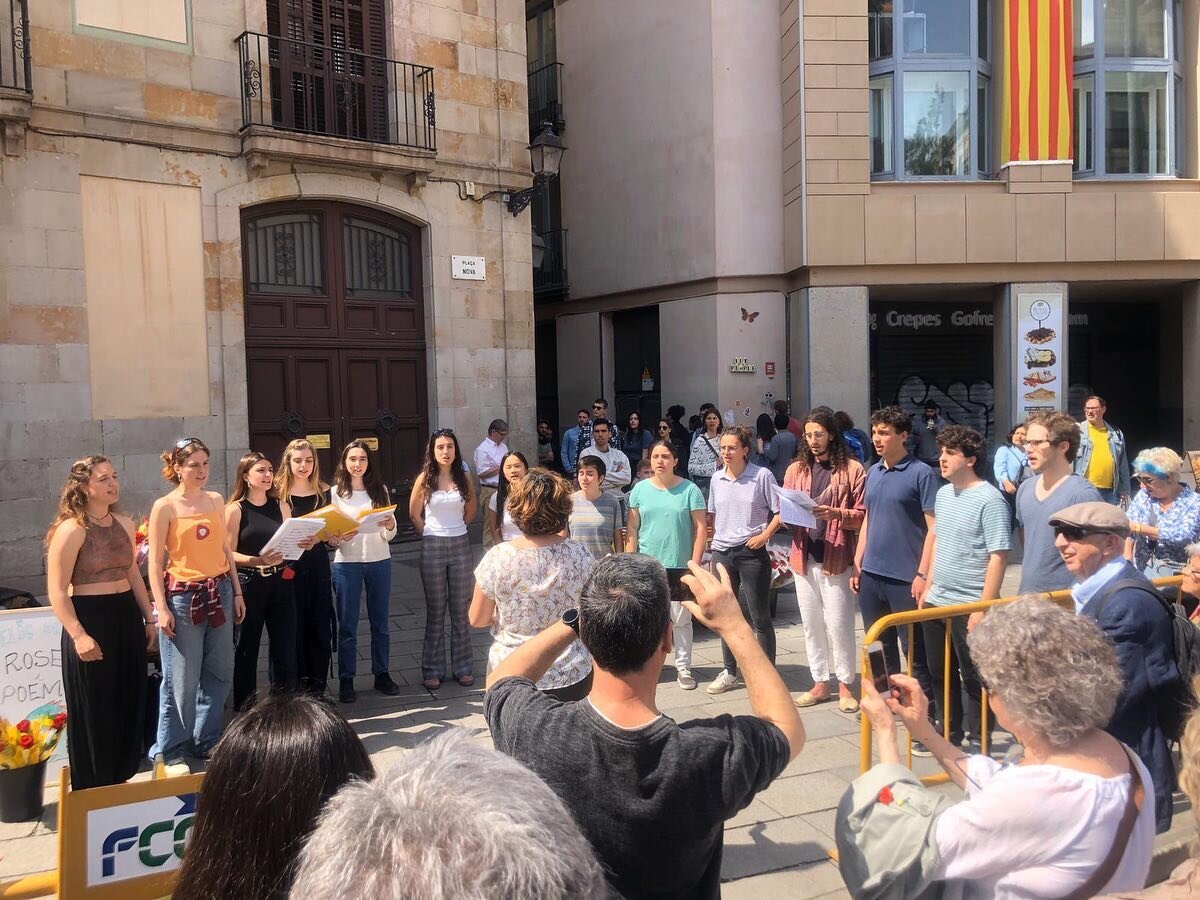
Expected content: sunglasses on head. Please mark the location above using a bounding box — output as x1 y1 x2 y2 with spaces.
433 428 455 438
175 436 202 450
1053 525 1094 541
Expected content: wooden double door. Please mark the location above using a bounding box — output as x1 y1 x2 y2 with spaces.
243 201 427 538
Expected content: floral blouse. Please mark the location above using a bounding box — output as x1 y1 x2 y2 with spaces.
473 539 593 690
1127 483 1200 570
688 432 721 479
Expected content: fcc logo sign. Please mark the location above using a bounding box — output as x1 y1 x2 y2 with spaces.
87 794 196 886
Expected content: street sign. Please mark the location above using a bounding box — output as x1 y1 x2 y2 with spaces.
451 256 486 280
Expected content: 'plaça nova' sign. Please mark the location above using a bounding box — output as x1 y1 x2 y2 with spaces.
729 358 756 374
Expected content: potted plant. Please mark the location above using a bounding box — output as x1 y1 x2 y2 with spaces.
0 707 66 822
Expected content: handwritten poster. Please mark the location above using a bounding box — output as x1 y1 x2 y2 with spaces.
0 607 68 778
1014 292 1065 420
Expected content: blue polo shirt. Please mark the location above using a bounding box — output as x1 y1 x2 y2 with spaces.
861 454 938 582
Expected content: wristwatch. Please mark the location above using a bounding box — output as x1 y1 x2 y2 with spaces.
561 608 580 635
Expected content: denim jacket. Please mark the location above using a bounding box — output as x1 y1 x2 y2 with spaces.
1074 420 1131 498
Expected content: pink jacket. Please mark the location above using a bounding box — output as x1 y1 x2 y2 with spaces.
782 458 866 577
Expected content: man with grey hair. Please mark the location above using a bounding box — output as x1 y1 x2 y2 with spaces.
473 419 509 549
485 554 805 899
1051 500 1179 832
289 730 605 900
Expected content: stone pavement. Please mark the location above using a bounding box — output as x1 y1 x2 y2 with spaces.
0 547 1193 897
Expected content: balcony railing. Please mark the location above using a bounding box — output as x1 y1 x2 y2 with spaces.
534 228 568 297
1 0 30 93
528 62 564 137
237 31 436 151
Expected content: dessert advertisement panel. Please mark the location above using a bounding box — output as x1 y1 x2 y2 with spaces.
1014 292 1065 419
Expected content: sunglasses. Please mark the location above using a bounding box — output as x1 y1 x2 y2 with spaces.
175 436 202 450
1053 525 1095 541
433 428 455 438
659 425 670 430
1136 475 1156 485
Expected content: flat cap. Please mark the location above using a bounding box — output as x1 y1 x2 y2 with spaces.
1048 501 1130 538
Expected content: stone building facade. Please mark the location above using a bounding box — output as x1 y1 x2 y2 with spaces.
1 0 537 589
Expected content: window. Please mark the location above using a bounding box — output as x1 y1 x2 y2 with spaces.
870 74 895 174
868 0 990 179
1073 0 1183 176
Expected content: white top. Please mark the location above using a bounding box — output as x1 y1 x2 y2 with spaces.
487 493 521 542
332 490 396 564
474 437 509 488
473 540 594 690
579 444 631 492
932 753 1155 897
424 488 468 538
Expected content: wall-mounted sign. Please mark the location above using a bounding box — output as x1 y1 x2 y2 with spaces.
1013 292 1066 418
451 255 486 280
729 357 756 374
764 361 776 378
355 436 380 451
641 366 654 391
305 433 331 450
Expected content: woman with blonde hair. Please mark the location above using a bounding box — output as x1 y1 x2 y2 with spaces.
275 440 339 695
469 468 593 701
225 451 300 710
1126 447 1200 579
45 456 156 788
148 438 245 775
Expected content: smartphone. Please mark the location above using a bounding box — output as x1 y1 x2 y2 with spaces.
665 567 691 603
866 641 898 699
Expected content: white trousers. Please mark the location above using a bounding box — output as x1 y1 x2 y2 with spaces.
671 601 693 671
794 563 856 685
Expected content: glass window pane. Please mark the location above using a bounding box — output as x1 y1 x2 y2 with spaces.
1104 0 1165 57
1105 71 1168 173
904 0 970 55
903 71 970 175
977 74 990 174
245 212 324 295
870 74 895 174
1174 0 1183 61
1074 0 1096 59
1175 74 1184 175
343 217 412 296
979 0 990 59
1073 73 1095 172
869 0 894 61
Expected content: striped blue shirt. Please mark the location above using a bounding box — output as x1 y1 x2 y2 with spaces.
926 481 1012 605
708 463 780 551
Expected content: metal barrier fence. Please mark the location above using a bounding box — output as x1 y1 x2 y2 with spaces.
858 577 1185 783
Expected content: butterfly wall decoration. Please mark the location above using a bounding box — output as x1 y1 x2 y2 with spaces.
740 308 759 323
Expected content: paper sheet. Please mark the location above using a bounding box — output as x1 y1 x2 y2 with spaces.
772 484 817 530
356 504 398 532
259 517 328 561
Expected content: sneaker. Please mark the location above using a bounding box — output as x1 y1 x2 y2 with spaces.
962 738 983 756
163 760 191 778
910 740 934 758
706 670 740 695
374 673 400 696
339 678 356 703
677 669 697 691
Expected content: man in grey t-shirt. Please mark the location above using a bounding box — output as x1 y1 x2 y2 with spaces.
1016 411 1103 593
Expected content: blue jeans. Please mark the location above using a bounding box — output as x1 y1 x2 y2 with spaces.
857 571 934 703
151 577 235 762
1098 487 1121 505
333 559 392 680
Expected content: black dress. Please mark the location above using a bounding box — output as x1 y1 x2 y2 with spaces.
287 492 335 693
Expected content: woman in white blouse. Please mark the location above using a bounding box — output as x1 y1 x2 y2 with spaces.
485 451 527 546
408 429 477 691
331 440 398 704
857 597 1154 897
469 469 593 701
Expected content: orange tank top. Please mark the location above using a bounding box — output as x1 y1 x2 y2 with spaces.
165 510 229 581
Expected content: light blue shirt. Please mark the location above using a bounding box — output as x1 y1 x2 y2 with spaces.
1070 556 1129 614
561 426 583 474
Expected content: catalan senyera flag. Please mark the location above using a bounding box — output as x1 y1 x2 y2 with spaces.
1001 0 1073 165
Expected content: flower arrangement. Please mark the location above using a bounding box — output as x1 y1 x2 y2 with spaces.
0 711 66 769
135 516 150 578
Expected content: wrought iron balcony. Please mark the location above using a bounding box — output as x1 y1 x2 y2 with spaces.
534 228 568 298
237 31 436 151
528 62 564 137
1 0 30 93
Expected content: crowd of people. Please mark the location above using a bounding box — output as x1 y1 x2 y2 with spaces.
38 392 1200 897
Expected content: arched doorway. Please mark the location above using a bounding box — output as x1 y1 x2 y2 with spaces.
242 201 427 538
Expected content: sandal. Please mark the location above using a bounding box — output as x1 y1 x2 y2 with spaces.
838 695 860 713
794 690 832 708
422 678 441 691
456 674 475 687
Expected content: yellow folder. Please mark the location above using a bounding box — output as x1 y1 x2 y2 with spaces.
299 504 398 542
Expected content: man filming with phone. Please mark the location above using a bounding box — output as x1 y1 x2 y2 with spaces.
485 555 804 900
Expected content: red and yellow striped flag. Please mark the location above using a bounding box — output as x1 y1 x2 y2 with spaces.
1001 0 1073 164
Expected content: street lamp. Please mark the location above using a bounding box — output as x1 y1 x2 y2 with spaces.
500 123 566 216
531 231 546 269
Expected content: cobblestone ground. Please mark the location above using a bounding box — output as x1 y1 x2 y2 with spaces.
1 548 1192 897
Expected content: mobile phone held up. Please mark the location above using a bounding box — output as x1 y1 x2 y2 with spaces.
866 640 899 700
665 567 691 604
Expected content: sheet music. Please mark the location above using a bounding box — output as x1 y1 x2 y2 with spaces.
259 517 328 561
772 484 817 530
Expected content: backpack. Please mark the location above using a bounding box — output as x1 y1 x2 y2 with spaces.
1095 577 1200 742
842 430 865 464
